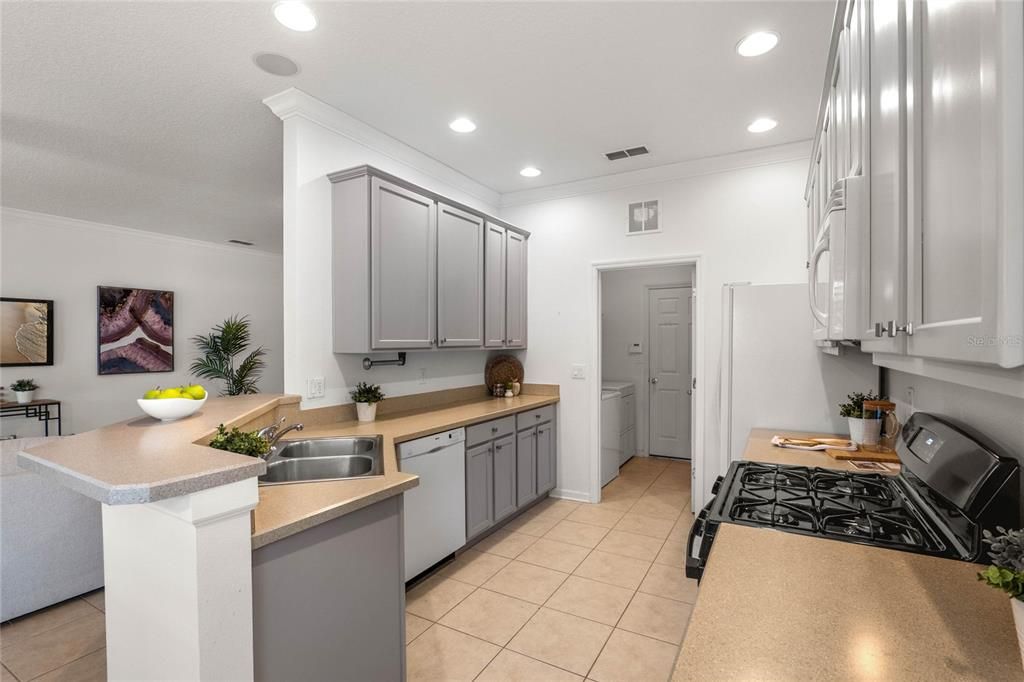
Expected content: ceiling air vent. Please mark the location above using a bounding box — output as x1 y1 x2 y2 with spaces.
627 200 660 235
605 145 649 161
227 239 255 246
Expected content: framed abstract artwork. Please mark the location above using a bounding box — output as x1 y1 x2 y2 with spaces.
1 298 54 367
97 286 174 374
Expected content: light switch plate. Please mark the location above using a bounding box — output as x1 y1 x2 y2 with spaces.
307 376 325 399
571 364 586 379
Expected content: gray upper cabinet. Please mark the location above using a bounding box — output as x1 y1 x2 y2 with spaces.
372 178 437 349
484 223 507 348
505 230 528 348
437 204 484 347
329 166 529 354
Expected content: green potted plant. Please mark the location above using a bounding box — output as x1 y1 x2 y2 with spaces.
350 382 385 422
208 424 270 457
838 390 881 445
190 315 267 396
978 527 1024 666
10 379 39 404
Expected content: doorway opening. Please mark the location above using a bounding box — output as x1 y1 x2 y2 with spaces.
593 256 702 507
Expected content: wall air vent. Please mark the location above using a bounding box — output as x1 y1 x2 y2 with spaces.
227 239 255 246
627 200 660 235
605 145 649 161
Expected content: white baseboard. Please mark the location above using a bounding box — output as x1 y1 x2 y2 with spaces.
550 488 594 503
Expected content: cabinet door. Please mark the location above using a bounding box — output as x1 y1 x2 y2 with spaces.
484 223 507 347
466 442 493 539
437 203 484 347
860 0 908 354
371 178 436 349
492 435 517 522
903 0 1023 367
516 428 536 507
535 422 555 496
505 231 528 348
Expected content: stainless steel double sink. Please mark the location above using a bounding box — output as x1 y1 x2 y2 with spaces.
258 436 384 486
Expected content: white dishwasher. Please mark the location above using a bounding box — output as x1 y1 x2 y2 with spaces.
398 427 466 581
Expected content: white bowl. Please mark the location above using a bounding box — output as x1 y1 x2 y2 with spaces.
137 396 207 422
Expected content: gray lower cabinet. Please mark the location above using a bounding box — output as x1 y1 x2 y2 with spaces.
252 496 404 682
465 441 494 538
516 428 536 507
536 421 555 495
466 419 519 541
492 435 517 521
437 203 484 347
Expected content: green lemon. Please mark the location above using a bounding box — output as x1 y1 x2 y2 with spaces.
143 388 161 400
159 388 184 399
185 385 207 400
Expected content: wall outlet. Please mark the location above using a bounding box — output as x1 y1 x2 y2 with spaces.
418 368 427 384
571 364 586 380
307 376 325 399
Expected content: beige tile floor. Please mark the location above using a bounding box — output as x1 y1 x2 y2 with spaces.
0 590 106 682
407 456 697 682
0 457 695 682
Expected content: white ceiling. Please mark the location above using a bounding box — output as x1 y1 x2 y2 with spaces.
1 1 833 252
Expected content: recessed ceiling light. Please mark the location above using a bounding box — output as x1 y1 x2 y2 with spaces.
747 117 778 133
253 53 300 77
519 166 542 178
736 31 779 57
449 118 477 133
273 1 317 32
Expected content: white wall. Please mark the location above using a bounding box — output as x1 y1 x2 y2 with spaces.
888 370 1024 471
0 209 283 435
601 264 694 456
271 91 507 410
501 153 810 501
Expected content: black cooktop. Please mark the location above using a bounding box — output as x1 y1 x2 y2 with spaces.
717 462 948 555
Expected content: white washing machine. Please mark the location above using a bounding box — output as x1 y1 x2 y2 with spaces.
600 389 622 486
602 381 636 464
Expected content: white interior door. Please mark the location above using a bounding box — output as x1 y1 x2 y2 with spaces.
648 287 692 458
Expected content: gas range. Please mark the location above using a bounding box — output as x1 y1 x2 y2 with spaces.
686 413 1020 581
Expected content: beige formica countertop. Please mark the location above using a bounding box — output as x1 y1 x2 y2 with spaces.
252 393 558 549
671 428 1023 681
18 394 296 504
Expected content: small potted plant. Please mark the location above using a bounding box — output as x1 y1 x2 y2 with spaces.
350 382 385 422
10 379 39 404
839 390 882 445
979 527 1024 667
208 424 270 457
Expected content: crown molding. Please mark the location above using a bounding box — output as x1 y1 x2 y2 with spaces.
1 207 281 257
263 88 501 209
498 140 813 208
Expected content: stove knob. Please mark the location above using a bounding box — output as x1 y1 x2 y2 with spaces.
711 475 724 495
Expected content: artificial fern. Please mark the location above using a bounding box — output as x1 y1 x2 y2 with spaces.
190 315 267 396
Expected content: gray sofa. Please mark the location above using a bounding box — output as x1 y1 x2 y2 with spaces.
1 437 104 621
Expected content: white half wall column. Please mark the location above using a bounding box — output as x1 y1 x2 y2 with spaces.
101 478 259 681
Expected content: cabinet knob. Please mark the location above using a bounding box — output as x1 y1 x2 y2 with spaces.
875 320 914 338
491 426 498 433
441 337 447 344
495 444 502 451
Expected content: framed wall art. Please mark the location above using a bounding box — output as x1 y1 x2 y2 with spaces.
1 298 54 367
97 286 174 374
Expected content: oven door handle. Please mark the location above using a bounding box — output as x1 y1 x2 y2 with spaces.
685 500 714 580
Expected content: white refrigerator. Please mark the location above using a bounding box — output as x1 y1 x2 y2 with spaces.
719 283 876 467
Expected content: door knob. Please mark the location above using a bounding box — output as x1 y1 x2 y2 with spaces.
650 377 659 384
686 389 693 395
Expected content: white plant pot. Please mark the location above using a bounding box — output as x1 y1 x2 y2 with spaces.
356 402 378 422
848 417 882 446
15 391 34 404
1011 598 1024 671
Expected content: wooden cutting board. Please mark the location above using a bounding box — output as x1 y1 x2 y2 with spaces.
826 446 901 463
